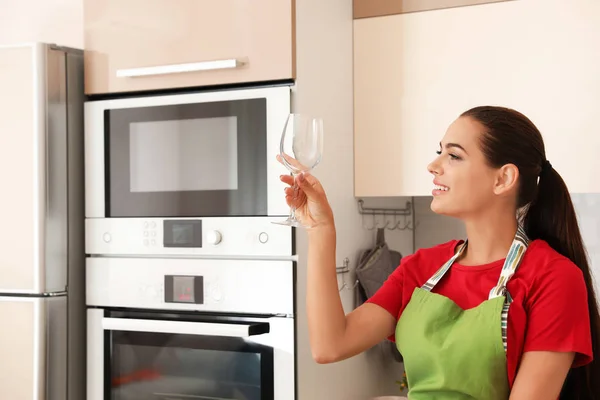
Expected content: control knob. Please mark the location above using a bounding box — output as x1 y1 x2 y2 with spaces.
206 230 222 245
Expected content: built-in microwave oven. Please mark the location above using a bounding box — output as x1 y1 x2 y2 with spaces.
84 85 291 220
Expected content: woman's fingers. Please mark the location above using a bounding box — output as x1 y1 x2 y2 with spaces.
284 192 300 208
284 186 306 207
284 186 302 198
276 154 307 172
280 174 294 186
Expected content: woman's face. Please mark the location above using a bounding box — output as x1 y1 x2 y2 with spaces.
427 116 505 218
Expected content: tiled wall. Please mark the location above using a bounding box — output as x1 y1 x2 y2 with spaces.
572 194 600 292
365 196 466 256
413 197 466 249
353 197 416 259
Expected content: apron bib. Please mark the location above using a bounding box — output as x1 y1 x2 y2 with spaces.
396 227 529 400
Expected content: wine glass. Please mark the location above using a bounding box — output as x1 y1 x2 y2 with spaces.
273 113 324 227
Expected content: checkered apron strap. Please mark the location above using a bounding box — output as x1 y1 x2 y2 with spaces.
488 225 530 352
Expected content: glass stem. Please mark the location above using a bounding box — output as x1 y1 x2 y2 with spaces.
289 173 298 220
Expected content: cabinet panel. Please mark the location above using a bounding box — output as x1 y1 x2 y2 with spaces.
353 0 512 19
0 45 37 289
354 1 600 197
84 0 295 95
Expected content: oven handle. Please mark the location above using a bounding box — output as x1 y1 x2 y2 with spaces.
102 317 270 337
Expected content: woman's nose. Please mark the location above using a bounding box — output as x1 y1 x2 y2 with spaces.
427 159 440 175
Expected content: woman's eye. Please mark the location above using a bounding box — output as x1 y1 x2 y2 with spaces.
436 150 461 160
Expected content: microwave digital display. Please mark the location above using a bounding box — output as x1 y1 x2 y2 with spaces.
163 220 202 248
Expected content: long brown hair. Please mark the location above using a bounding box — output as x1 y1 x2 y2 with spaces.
462 106 600 399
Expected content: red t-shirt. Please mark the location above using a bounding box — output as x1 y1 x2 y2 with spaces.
367 239 593 387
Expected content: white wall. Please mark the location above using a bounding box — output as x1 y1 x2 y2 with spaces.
0 0 83 47
293 0 408 398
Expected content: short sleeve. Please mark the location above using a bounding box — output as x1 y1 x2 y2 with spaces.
366 265 403 315
523 259 593 367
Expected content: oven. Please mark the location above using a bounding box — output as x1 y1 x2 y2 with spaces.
85 217 296 400
84 85 291 219
86 256 295 400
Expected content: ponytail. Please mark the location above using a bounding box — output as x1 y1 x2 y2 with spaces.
523 164 600 400
461 105 600 398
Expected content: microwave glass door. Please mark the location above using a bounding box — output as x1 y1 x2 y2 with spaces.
106 98 268 217
106 315 274 400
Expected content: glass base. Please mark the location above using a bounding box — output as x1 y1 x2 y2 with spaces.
271 218 300 227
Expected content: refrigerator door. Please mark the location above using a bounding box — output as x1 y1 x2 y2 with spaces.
0 43 68 294
0 296 67 399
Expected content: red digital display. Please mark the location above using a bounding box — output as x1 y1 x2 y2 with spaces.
165 275 204 304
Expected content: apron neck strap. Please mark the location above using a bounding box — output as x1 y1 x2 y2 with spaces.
421 226 530 296
487 225 530 301
421 241 467 292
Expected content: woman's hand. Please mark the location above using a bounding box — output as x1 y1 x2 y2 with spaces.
277 155 334 230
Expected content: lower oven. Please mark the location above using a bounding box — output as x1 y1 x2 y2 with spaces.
88 309 293 400
86 256 295 400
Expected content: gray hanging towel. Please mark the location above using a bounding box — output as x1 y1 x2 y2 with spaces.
356 228 402 299
356 228 403 362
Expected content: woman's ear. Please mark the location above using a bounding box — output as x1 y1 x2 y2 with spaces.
493 163 519 196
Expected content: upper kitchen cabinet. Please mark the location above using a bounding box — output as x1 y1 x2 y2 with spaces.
352 0 510 18
83 0 296 95
353 0 600 197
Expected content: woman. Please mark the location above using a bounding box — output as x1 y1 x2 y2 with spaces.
279 106 600 399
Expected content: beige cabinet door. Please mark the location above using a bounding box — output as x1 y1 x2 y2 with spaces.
353 15 416 198
84 0 295 95
353 0 511 19
354 1 600 197
0 45 38 291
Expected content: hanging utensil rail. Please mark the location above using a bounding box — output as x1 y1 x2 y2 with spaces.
357 199 415 230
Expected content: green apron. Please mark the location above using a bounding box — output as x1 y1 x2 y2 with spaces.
396 227 529 399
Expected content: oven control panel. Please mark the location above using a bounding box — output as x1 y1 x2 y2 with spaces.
137 279 224 305
86 257 294 315
86 217 293 257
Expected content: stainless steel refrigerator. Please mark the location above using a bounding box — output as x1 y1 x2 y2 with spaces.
0 43 85 399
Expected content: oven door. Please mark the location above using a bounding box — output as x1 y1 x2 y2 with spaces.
84 86 290 219
87 309 295 400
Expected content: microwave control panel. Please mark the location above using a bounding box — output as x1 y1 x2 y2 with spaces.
85 217 293 258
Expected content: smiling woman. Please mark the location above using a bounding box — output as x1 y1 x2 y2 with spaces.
280 105 600 400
